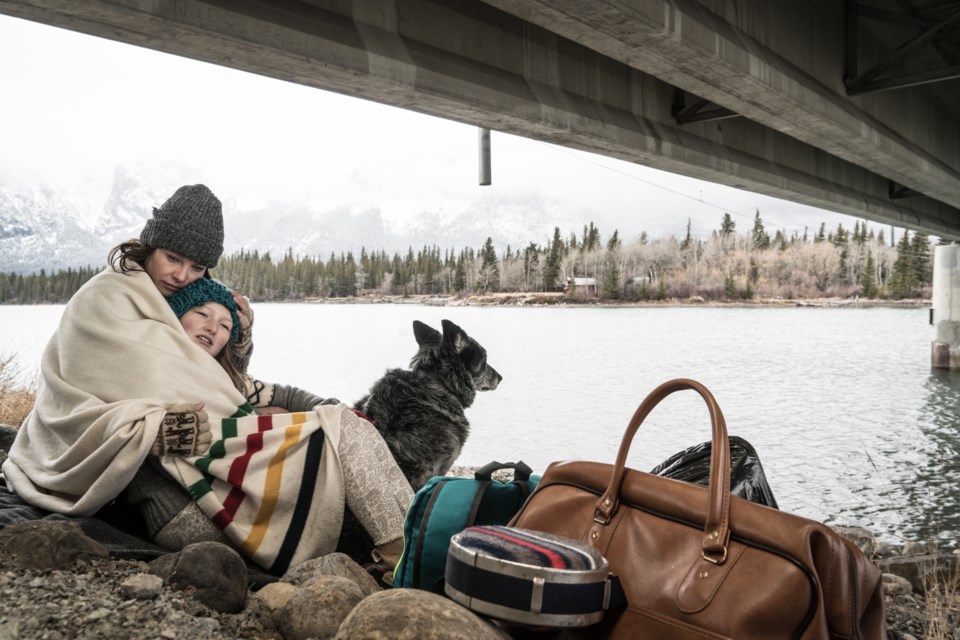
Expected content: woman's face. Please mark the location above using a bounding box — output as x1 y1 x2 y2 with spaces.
179 302 234 356
144 249 207 297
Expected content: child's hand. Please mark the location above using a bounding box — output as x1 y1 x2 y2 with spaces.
151 402 212 456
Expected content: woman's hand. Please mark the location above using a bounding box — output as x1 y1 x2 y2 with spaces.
151 402 212 456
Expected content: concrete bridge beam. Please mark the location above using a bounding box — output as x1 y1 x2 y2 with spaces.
0 0 958 239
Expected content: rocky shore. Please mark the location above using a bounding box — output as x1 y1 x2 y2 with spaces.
0 435 949 638
0 510 952 639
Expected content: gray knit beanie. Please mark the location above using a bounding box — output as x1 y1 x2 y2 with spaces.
140 184 224 268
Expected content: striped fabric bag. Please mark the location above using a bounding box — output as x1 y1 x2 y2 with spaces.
445 525 627 628
160 404 346 575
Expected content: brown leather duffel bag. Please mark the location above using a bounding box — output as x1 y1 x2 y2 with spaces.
511 378 885 639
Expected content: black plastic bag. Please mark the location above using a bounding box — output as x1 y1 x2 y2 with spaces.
649 435 779 509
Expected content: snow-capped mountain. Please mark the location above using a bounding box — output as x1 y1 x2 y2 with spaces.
0 163 586 274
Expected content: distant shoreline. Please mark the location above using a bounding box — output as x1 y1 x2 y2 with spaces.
263 292 932 309
0 294 932 309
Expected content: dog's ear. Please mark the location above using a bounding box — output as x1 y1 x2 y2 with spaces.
413 320 442 346
441 319 470 353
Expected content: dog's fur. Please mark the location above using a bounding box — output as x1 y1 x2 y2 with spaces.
354 319 502 491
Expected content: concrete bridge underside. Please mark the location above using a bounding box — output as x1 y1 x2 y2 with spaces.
2 0 959 239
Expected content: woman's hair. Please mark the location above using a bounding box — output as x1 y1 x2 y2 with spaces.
108 239 213 278
108 239 154 273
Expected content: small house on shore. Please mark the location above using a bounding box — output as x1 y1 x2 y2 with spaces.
563 277 597 297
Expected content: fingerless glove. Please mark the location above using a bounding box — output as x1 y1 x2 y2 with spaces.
151 403 212 457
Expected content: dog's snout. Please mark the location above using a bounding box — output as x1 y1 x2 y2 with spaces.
477 366 502 391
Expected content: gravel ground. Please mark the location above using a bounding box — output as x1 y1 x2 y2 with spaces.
0 553 278 640
0 548 929 640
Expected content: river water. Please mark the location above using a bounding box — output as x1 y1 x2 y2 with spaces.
3 302 959 547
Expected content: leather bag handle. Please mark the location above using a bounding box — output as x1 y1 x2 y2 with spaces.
593 379 732 563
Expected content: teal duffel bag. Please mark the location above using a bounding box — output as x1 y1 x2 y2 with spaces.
393 461 540 590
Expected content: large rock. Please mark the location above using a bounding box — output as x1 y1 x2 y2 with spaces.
0 520 108 570
121 573 164 600
278 575 364 640
877 553 958 595
832 525 879 558
882 573 913 597
283 552 381 596
246 581 300 631
148 541 248 613
335 589 510 639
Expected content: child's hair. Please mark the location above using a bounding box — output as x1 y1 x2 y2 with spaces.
167 278 246 393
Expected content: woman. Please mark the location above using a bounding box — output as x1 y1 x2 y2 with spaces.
4 184 231 513
2 184 408 573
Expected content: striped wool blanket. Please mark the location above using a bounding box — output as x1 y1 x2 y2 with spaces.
160 404 345 574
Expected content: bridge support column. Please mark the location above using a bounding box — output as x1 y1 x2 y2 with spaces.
932 244 960 370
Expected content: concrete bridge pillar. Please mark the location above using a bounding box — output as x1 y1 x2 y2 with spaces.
932 244 960 370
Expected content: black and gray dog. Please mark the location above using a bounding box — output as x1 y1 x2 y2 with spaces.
354 319 502 491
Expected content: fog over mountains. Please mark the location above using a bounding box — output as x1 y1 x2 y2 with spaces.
0 163 603 275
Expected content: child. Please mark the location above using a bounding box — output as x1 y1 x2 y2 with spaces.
166 277 338 413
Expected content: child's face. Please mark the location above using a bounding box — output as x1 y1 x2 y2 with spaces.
180 302 233 356
145 249 207 297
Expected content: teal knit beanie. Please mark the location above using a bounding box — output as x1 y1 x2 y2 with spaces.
167 278 240 343
140 184 224 268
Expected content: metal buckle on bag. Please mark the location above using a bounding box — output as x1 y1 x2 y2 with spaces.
530 577 545 614
593 496 614 524
701 545 728 565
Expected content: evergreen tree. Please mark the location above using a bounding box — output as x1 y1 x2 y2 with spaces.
453 253 467 293
814 223 827 243
656 278 667 301
751 210 770 250
774 229 787 251
723 272 736 299
476 237 500 293
581 222 601 252
889 231 914 299
606 230 621 252
859 249 878 298
719 213 735 236
680 218 693 251
601 254 621 300
543 227 563 292
522 242 540 292
832 224 850 283
638 279 650 301
910 233 932 290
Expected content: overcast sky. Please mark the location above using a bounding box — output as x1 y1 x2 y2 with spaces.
1 13 872 242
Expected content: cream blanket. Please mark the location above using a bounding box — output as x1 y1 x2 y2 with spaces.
3 268 345 571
